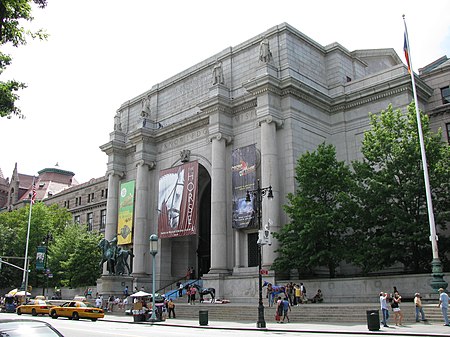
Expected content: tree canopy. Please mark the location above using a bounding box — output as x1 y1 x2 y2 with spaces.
273 103 450 277
0 0 47 118
350 103 450 274
0 202 102 289
273 143 354 278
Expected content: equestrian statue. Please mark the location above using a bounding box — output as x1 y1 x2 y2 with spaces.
98 236 134 276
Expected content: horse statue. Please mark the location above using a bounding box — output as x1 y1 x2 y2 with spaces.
98 238 116 275
98 236 133 276
115 247 134 275
192 284 216 303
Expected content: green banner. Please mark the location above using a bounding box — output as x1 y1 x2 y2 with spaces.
36 246 46 271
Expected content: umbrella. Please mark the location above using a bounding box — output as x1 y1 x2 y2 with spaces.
130 291 151 297
14 291 31 297
7 288 18 296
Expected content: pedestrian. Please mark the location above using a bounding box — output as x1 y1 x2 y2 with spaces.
414 292 426 322
286 282 294 306
275 296 283 323
282 297 291 323
186 286 191 304
312 289 323 303
266 283 274 307
294 284 301 306
438 288 449 326
300 283 307 303
167 299 176 318
122 296 128 311
95 296 102 308
123 285 129 297
178 282 183 298
379 292 390 327
190 285 197 305
391 292 403 326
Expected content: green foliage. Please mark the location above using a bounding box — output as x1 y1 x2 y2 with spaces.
350 103 450 274
48 223 102 288
0 0 48 118
273 143 354 278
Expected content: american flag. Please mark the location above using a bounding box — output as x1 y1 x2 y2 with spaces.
31 182 37 204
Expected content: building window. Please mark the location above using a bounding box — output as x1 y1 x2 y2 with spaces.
87 212 93 231
441 87 450 104
74 215 80 224
101 189 104 198
105 189 108 198
447 123 450 144
100 209 106 231
91 192 94 201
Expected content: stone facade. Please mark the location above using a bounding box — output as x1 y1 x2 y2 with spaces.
100 23 442 300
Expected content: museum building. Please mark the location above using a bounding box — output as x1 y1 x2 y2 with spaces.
98 22 449 300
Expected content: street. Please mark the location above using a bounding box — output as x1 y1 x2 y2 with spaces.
1 312 450 337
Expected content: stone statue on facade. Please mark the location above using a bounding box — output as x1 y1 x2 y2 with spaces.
212 60 224 85
98 236 134 275
259 36 272 63
114 112 122 131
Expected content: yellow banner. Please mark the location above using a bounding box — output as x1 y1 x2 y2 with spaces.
117 180 135 245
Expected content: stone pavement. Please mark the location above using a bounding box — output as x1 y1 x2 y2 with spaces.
104 312 450 336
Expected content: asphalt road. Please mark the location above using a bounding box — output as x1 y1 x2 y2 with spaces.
1 312 450 337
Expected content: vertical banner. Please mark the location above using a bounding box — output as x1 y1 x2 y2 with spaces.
36 246 46 271
117 180 135 245
232 144 257 229
158 161 198 238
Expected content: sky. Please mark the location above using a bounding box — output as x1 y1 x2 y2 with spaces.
0 0 449 183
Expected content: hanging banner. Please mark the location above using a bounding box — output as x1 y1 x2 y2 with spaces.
158 161 198 238
36 246 46 271
232 144 257 229
117 180 135 245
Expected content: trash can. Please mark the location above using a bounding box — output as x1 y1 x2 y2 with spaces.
366 310 380 331
199 310 208 326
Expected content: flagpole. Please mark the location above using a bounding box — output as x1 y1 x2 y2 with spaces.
403 15 447 292
21 177 35 301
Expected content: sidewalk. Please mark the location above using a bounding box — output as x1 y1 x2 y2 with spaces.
104 312 450 336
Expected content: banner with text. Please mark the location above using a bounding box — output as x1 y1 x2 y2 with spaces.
117 180 135 245
158 161 199 238
232 144 257 229
36 246 46 271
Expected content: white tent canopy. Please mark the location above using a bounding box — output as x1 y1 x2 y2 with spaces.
130 291 151 297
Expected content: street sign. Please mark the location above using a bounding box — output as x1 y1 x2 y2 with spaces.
260 269 269 275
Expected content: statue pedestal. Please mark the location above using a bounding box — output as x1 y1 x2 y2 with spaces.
96 275 133 297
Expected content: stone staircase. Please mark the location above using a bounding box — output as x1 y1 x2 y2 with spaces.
170 300 445 324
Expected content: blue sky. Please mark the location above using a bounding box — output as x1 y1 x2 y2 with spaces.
1 0 449 183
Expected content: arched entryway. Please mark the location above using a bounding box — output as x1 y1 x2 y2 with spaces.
197 165 211 278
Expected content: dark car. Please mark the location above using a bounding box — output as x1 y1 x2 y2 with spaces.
0 319 64 336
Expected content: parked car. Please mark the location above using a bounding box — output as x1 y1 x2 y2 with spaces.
16 299 55 316
49 301 104 321
0 319 64 336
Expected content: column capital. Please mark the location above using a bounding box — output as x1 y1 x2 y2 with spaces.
209 132 233 145
106 170 125 179
257 116 283 129
136 160 156 170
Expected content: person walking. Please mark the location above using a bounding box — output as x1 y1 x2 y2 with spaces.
379 292 389 327
282 297 291 323
414 292 426 322
177 282 183 298
275 296 283 323
294 284 301 306
266 283 274 307
438 288 449 326
167 299 176 318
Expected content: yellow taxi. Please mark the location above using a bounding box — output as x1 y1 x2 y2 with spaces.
16 299 55 316
49 300 104 321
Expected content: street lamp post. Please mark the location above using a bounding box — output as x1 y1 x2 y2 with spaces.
42 232 53 298
149 234 158 321
246 179 273 329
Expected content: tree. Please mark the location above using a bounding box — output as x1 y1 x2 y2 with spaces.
350 103 450 274
0 0 47 118
47 223 102 288
273 143 354 278
0 202 71 288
